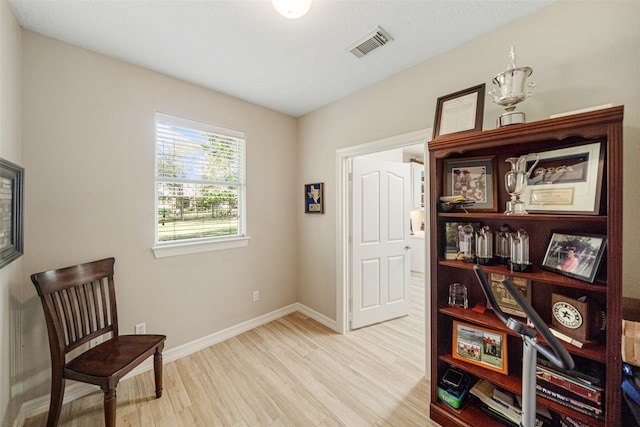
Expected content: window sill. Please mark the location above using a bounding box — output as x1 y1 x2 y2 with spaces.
152 237 251 259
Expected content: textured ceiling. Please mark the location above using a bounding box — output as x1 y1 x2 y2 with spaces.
9 0 555 117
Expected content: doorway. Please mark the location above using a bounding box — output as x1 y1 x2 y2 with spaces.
335 128 431 374
350 156 412 329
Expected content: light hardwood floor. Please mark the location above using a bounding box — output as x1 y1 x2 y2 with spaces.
24 277 437 426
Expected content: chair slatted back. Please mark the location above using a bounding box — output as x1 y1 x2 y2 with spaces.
31 258 119 358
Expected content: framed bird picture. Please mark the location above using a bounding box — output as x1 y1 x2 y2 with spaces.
305 183 324 214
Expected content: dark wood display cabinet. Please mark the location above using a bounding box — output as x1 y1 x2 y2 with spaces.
428 106 624 427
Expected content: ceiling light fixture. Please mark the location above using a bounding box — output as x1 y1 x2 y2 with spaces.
272 0 312 19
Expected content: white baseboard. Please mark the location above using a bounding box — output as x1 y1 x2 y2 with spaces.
295 303 337 331
14 303 337 426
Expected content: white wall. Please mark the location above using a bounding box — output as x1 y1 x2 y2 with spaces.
0 0 23 424
19 31 299 402
296 1 640 319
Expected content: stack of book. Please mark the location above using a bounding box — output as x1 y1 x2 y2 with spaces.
559 414 593 427
470 379 549 426
535 359 605 421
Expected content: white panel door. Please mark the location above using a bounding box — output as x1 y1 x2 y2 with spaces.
351 157 411 329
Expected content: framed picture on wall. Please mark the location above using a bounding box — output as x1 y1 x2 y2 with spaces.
305 183 324 214
0 158 24 269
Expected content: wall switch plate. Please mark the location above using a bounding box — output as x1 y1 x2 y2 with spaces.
253 291 259 302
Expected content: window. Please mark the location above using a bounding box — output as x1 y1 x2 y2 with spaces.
153 113 247 257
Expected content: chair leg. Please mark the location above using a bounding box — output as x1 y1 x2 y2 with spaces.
47 373 65 427
102 387 117 427
153 347 164 398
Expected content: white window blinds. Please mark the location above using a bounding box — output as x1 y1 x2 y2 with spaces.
155 113 246 244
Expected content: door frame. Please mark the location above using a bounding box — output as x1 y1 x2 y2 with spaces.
335 128 431 337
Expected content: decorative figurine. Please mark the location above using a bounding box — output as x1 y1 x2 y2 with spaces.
448 283 468 309
509 228 533 272
476 226 493 265
495 224 512 264
462 224 476 263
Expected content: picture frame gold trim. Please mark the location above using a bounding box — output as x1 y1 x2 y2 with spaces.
452 320 508 375
433 84 485 140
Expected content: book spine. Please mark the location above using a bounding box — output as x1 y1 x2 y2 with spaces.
560 414 591 427
536 366 603 404
536 384 604 420
536 357 603 387
537 380 603 411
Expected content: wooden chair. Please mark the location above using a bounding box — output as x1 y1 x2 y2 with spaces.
31 257 166 427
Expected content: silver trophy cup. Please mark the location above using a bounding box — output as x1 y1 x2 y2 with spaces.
504 153 539 215
489 46 535 127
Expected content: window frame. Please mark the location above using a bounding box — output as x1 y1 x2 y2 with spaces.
152 113 249 258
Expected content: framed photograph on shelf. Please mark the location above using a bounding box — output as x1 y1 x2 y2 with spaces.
522 142 604 215
487 273 531 319
304 182 324 214
433 84 485 140
541 231 607 283
452 320 508 375
0 158 24 269
443 156 497 211
444 222 480 260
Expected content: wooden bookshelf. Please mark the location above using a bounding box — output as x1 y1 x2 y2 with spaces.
429 106 624 426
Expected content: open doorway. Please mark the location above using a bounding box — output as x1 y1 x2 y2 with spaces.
335 128 431 375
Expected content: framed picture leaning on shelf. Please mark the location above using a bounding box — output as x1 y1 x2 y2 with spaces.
487 273 531 319
452 320 508 375
541 231 607 283
433 84 485 140
443 156 497 211
522 142 604 215
443 222 480 260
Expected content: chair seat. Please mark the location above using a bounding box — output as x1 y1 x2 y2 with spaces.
65 335 166 379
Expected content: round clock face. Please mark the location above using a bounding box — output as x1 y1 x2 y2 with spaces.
552 301 583 329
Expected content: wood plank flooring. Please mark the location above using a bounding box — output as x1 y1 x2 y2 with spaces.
24 278 438 426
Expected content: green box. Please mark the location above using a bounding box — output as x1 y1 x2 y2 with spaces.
437 386 467 409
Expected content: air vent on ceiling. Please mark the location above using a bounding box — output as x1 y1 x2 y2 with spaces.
348 26 393 58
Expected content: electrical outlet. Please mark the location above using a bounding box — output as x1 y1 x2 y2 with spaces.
90 336 102 348
135 323 146 334
253 291 259 302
